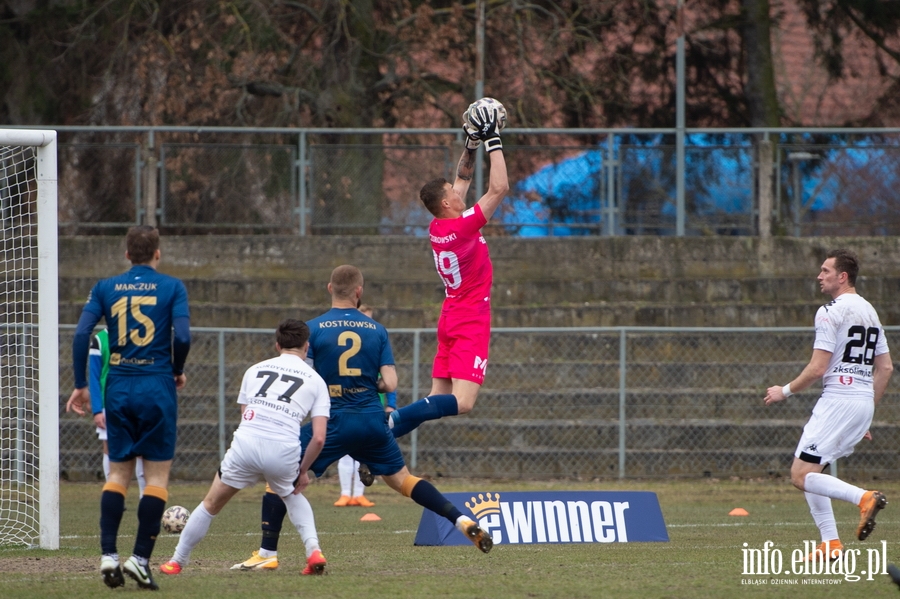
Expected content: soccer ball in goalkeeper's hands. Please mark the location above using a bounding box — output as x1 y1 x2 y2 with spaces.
162 505 191 534
464 97 508 132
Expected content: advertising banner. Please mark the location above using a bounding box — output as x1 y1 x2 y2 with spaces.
415 491 668 546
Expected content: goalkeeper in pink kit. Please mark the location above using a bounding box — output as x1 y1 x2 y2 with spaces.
388 99 509 438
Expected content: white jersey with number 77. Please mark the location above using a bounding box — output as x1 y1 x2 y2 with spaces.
236 353 330 442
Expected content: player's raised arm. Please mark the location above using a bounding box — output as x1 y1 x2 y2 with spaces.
470 106 509 221
452 147 478 200
477 146 509 221
452 101 485 199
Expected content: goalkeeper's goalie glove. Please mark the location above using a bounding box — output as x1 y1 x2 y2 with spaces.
462 105 482 151
462 122 482 151
471 106 502 153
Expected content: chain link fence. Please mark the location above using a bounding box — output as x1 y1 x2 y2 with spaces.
37 126 900 237
56 325 900 482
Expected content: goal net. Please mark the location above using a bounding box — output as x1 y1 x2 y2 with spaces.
0 130 59 549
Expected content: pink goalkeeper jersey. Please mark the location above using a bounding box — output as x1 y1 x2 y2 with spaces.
429 203 492 305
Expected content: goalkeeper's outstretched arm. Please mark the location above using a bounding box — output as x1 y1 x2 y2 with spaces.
452 147 477 200
463 105 508 220
476 149 509 221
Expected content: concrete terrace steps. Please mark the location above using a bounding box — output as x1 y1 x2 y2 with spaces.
131 327 823 363
57 274 900 308
58 274 843 327
53 359 817 390
56 417 900 451
57 236 900 281
59 300 845 328
159 328 816 359
54 235 900 481
53 388 900 429
53 388 824 425
56 274 900 328
57 236 900 330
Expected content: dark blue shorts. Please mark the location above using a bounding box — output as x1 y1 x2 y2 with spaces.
104 374 178 462
300 411 406 478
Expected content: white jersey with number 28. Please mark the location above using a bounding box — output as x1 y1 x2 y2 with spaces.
814 293 889 400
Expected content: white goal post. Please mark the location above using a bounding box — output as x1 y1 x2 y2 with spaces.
0 129 59 549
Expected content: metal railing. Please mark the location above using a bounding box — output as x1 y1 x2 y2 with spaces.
51 325 900 481
8 125 900 236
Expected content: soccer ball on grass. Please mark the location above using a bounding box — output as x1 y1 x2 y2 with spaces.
161 505 191 534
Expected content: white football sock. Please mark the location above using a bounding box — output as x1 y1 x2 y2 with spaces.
135 457 146 498
804 472 866 505
337 455 354 496
805 491 839 543
282 492 320 557
352 460 363 496
171 503 214 565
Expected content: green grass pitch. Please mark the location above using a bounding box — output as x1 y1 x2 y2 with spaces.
1 477 900 598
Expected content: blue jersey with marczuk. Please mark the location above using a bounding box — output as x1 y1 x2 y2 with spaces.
306 307 394 414
83 265 190 377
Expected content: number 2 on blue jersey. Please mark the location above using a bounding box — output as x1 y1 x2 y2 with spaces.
338 331 362 376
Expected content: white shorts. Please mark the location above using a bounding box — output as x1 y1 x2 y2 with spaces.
794 396 874 466
218 432 301 497
96 409 107 441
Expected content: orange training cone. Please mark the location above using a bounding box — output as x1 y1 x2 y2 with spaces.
360 513 382 521
729 508 749 516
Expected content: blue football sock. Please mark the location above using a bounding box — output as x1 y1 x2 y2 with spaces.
391 394 459 438
261 492 286 552
409 479 463 523
100 489 126 555
133 494 166 559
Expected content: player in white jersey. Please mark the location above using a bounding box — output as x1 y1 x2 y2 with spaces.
160 319 331 576
765 249 893 562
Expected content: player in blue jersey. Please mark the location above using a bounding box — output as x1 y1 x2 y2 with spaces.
66 226 191 591
231 265 491 571
333 304 396 508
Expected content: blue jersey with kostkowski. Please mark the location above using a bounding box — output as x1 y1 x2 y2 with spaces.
82 265 190 377
306 307 394 414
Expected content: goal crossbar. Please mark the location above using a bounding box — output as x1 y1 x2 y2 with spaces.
0 129 57 148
